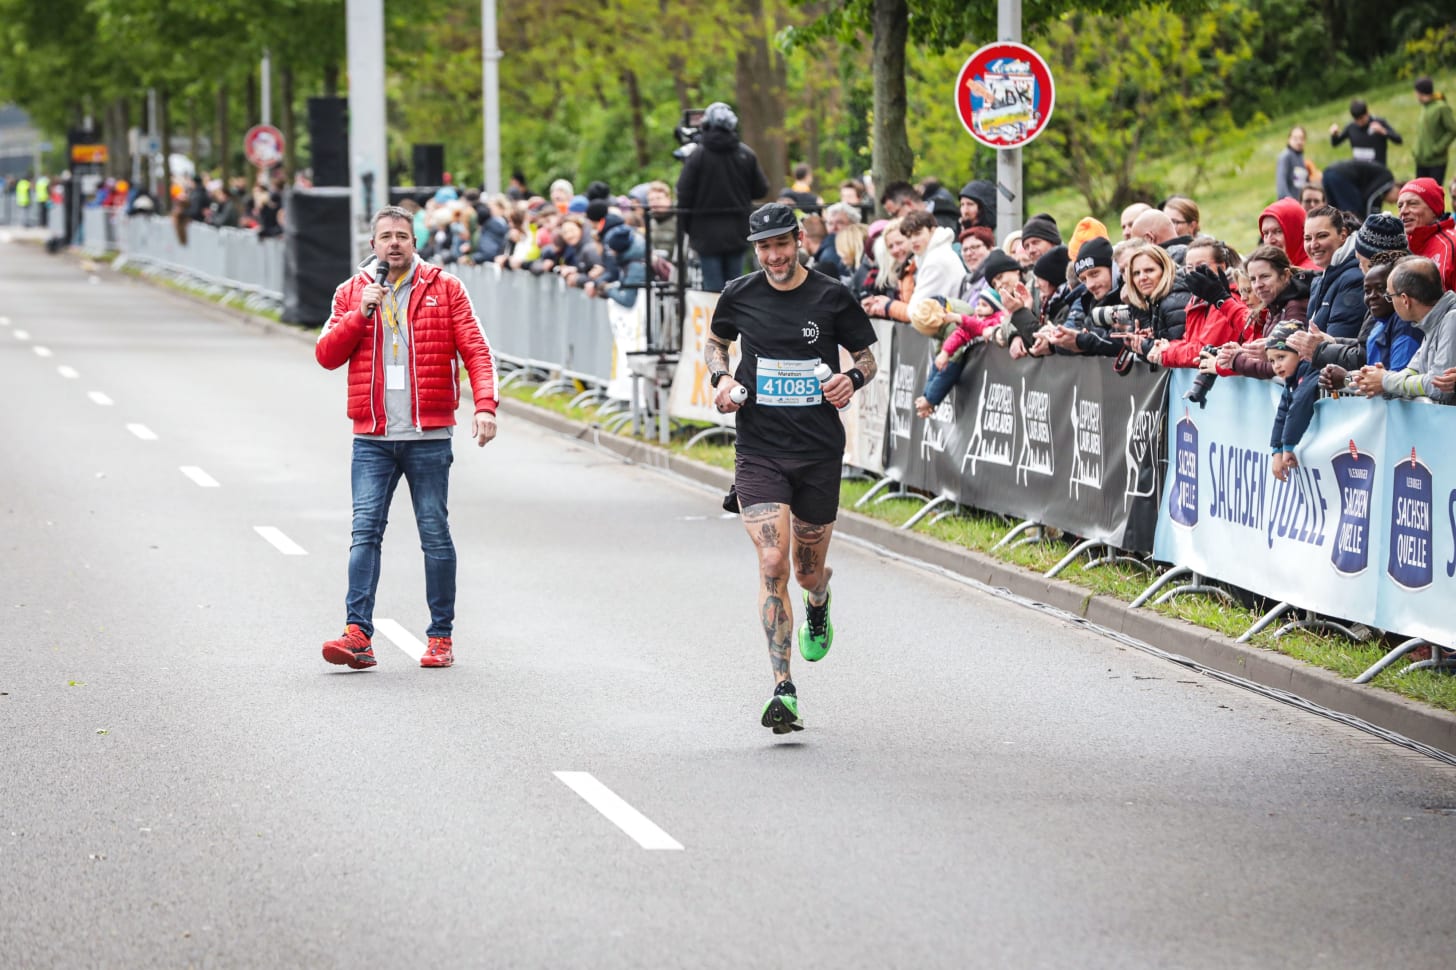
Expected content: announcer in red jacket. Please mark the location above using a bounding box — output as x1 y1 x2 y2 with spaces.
315 206 499 671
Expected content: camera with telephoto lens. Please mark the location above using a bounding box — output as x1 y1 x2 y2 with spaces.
1088 304 1133 330
1184 346 1221 407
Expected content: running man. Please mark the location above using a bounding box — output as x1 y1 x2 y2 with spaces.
705 202 879 733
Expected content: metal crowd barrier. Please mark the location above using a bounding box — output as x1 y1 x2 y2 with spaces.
112 214 285 312
81 207 116 257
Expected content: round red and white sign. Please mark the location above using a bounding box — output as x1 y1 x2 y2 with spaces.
954 43 1056 150
244 125 286 169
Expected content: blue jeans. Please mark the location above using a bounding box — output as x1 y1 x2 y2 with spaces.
698 251 746 292
346 437 456 638
923 355 968 407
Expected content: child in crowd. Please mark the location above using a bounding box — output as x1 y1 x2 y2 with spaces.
910 289 1005 418
1266 323 1320 482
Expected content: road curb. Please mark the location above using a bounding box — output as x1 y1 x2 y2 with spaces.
495 395 1456 759
99 251 1456 758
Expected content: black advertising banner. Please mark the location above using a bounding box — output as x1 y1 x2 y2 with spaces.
885 330 1170 553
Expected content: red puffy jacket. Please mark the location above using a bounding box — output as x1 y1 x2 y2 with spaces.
1157 294 1252 368
1407 219 1456 293
316 259 497 435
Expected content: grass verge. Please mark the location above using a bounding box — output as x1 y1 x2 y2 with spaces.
506 379 1456 713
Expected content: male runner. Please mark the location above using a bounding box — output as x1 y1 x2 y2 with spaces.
705 202 878 733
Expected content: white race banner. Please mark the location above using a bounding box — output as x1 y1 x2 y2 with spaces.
668 290 737 426
606 297 648 402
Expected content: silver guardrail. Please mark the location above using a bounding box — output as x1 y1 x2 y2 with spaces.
112 214 285 312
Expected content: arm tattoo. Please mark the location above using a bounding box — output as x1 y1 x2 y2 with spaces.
705 335 731 374
851 345 878 383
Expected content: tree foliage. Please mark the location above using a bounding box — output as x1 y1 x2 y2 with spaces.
1035 2 1254 213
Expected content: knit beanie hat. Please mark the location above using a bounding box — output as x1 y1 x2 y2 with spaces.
979 249 1022 283
1355 212 1408 258
1033 245 1070 287
1073 236 1114 277
1399 178 1445 219
1020 214 1061 246
585 199 610 223
978 286 1006 314
1066 217 1109 260
567 194 589 214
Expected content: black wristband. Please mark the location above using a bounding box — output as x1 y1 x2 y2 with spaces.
846 368 866 390
710 370 729 388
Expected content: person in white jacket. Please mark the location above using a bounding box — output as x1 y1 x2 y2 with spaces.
898 208 967 305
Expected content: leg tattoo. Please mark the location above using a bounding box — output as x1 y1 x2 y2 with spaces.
792 517 835 604
743 503 793 682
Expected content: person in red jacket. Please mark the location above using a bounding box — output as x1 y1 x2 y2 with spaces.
315 206 499 671
1396 178 1456 291
1147 236 1250 370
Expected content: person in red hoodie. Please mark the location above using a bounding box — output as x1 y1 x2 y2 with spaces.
314 206 500 671
1396 177 1456 291
1147 237 1250 383
1257 197 1316 270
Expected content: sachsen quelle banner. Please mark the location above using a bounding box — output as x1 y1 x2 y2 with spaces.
1154 369 1456 645
885 328 1170 553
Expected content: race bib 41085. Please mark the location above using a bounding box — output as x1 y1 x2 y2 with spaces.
755 357 822 407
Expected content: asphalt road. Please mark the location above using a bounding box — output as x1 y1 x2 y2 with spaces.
3 237 1455 970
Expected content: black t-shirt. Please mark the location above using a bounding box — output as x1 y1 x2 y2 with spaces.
710 268 877 460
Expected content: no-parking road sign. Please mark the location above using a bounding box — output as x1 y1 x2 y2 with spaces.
954 42 1055 150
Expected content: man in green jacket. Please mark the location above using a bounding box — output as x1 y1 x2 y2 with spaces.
1413 77 1456 186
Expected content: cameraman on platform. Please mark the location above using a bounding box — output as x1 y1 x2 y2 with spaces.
675 102 770 292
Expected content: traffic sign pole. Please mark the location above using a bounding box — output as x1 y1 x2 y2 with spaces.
998 0 1022 243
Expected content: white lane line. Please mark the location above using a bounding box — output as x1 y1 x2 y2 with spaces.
0 316 9 325
373 619 425 662
126 423 158 441
14 329 30 341
87 391 114 406
33 346 53 358
253 526 307 556
57 365 79 379
553 771 684 851
179 465 220 488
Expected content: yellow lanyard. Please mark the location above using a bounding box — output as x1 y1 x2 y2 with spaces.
381 277 408 363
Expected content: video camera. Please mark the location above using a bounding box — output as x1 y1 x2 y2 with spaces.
672 108 706 162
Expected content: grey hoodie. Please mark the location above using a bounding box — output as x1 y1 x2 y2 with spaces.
1381 290 1456 403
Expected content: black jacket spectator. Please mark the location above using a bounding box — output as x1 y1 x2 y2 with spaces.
675 124 769 257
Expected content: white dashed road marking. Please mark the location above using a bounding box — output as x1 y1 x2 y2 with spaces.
57 366 79 379
87 391 113 406
179 466 220 488
554 771 684 851
253 526 307 556
373 619 426 662
14 329 30 341
126 423 158 441
32 346 52 358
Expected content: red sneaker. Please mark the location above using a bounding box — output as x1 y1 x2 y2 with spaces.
420 636 454 668
322 625 377 669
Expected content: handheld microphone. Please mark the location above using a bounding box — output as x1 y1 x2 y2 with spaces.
364 261 389 318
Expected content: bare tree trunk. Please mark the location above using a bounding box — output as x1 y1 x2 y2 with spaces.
245 70 258 129
622 69 650 171
734 0 787 198
216 82 229 181
158 88 172 214
282 65 296 178
870 0 912 210
188 97 199 171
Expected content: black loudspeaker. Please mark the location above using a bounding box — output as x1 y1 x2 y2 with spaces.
282 187 354 326
308 97 350 187
412 144 445 187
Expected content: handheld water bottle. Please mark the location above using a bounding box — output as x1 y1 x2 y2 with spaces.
729 384 749 405
814 363 850 411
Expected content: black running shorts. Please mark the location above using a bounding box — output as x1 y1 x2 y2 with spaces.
733 453 841 525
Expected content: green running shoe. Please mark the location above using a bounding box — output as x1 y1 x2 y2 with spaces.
761 681 803 734
797 587 833 662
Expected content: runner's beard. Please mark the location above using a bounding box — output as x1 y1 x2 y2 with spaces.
764 253 798 284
